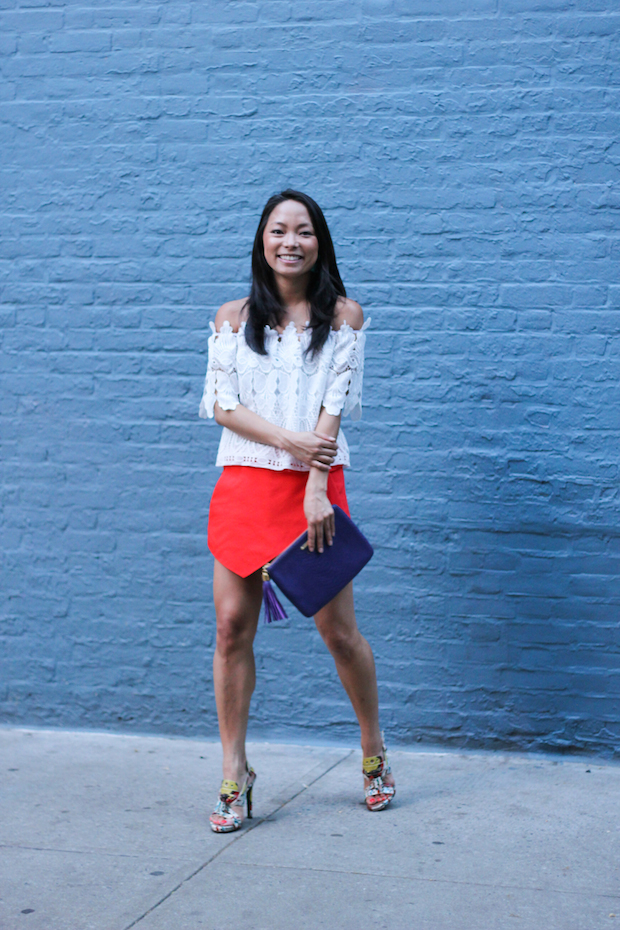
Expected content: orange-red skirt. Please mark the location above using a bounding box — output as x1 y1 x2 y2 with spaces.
208 465 350 578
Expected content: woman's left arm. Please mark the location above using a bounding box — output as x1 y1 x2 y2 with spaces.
304 298 365 553
304 409 341 554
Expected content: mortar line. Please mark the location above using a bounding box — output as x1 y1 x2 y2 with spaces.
121 750 353 930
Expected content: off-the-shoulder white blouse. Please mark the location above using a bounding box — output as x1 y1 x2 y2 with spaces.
199 318 370 471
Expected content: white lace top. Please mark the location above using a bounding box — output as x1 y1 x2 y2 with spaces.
199 318 370 471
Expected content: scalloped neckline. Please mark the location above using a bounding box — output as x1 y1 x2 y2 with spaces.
212 318 370 336
265 320 310 336
253 319 366 336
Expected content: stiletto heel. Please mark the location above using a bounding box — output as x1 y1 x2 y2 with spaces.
363 736 395 812
209 764 256 833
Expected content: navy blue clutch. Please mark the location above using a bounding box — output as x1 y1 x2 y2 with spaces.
261 505 374 621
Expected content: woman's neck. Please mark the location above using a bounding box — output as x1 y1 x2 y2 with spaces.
275 273 311 321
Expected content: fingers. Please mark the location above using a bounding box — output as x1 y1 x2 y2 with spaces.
307 512 335 554
315 518 325 554
324 515 333 548
314 432 337 454
313 452 336 466
291 432 337 468
313 446 337 467
310 447 336 470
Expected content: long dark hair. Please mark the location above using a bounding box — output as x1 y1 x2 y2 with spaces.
244 189 346 356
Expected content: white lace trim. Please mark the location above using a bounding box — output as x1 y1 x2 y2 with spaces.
199 318 369 471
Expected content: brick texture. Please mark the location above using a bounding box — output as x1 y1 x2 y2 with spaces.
1 1 619 755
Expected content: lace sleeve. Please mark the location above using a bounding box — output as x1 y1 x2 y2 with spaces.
198 321 240 419
322 318 370 421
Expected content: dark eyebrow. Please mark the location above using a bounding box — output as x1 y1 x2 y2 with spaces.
269 221 314 231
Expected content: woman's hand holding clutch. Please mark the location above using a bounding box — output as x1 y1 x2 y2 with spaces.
303 475 336 554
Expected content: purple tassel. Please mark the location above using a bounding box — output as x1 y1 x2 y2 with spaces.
262 578 288 624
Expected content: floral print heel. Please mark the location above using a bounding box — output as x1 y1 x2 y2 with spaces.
209 764 256 833
362 740 395 812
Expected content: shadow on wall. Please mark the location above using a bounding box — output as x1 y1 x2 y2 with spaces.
353 415 620 755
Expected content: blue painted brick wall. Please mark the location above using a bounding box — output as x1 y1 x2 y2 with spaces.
1 1 619 755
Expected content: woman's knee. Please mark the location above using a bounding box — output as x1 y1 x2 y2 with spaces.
318 623 361 663
215 601 256 657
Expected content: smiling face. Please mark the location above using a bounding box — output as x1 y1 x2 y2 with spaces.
262 200 319 280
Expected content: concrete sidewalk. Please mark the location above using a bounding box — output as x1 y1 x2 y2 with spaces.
1 728 619 930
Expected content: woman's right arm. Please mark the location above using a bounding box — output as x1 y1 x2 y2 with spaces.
211 302 337 471
214 404 337 471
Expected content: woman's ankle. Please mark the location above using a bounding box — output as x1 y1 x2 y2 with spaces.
361 733 384 760
222 754 248 784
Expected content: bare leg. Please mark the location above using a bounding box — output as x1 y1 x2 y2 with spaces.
314 583 395 789
212 560 262 799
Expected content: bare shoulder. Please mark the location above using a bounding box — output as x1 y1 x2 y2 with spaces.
214 298 249 333
333 296 364 331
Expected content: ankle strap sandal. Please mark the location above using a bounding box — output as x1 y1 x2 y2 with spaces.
362 740 395 812
209 764 256 833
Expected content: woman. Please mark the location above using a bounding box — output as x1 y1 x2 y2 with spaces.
199 190 395 832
